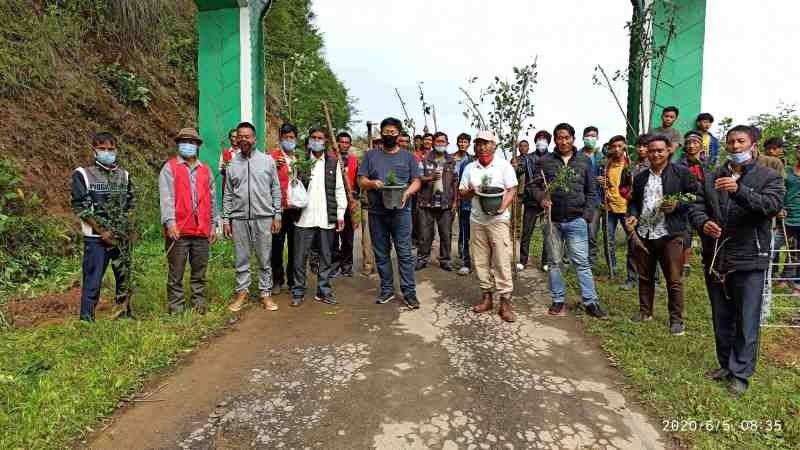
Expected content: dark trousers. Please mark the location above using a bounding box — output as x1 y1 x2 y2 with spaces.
411 195 421 245
369 210 416 298
417 207 453 264
80 237 128 321
458 208 471 268
633 235 685 323
587 208 601 266
166 236 209 312
520 203 549 266
332 208 355 274
608 212 637 282
292 226 335 299
272 209 300 288
705 270 765 381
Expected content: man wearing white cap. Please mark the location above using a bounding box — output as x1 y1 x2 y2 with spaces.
458 130 519 322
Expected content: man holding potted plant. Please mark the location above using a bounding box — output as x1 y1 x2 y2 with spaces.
290 128 347 307
416 131 458 272
532 123 606 319
458 131 518 322
357 117 421 308
625 135 698 336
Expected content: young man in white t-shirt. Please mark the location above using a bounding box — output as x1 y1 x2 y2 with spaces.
458 130 518 322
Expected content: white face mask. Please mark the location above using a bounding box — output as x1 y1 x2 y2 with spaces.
535 141 548 152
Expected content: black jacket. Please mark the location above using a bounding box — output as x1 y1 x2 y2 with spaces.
688 162 784 273
517 152 543 206
532 149 596 223
628 162 699 238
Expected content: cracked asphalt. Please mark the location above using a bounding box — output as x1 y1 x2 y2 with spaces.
89 232 669 450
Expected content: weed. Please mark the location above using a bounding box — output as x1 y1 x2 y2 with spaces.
386 170 399 186
97 63 151 108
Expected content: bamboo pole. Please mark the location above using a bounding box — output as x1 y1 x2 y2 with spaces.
395 88 416 138
320 100 356 224
432 104 438 132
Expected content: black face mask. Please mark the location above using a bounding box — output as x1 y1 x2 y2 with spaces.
382 135 397 148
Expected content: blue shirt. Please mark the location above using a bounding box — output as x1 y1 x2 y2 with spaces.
358 149 421 214
455 154 473 210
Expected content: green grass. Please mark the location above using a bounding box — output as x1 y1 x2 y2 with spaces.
0 238 237 449
529 230 800 449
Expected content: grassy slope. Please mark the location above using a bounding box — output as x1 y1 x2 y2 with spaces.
527 231 800 449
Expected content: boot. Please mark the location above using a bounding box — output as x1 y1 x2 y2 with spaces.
473 291 493 313
260 294 279 311
229 290 249 312
499 299 515 323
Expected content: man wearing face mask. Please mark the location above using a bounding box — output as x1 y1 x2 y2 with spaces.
416 131 458 271
581 126 604 268
223 122 283 312
270 123 301 294
454 133 473 275
358 117 422 308
330 131 360 278
71 132 135 321
159 128 219 315
689 125 784 396
517 131 552 271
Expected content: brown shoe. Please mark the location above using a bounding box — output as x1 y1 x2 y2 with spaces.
499 300 515 323
472 291 493 313
704 368 730 381
228 291 249 312
260 295 278 311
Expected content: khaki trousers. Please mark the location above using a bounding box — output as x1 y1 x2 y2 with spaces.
361 206 375 274
470 220 514 299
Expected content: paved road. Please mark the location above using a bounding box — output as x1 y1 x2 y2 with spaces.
89 232 668 450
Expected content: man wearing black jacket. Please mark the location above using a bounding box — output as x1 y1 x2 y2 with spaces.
625 135 699 336
533 123 607 319
516 131 552 270
689 125 784 396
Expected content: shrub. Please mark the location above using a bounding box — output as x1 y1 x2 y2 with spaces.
97 63 151 108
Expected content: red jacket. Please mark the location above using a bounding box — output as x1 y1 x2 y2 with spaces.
168 157 212 238
270 149 292 210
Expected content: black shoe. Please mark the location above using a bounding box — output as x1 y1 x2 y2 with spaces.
291 297 304 307
440 263 454 272
670 321 685 336
340 269 353 277
329 268 341 279
630 311 653 322
728 376 748 397
548 302 567 316
315 293 338 305
585 303 608 319
404 295 420 309
704 368 731 381
194 304 208 315
415 260 428 271
376 293 395 304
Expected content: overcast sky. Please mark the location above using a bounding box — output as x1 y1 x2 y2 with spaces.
313 0 800 151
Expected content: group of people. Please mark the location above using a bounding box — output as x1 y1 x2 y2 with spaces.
70 105 791 396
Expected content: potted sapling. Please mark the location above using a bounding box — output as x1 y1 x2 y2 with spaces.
381 170 407 209
476 174 505 215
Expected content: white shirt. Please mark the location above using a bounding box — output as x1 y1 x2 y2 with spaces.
296 155 347 229
637 170 669 239
459 157 518 225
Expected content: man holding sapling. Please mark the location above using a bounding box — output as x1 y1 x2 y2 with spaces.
688 125 784 396
71 131 135 321
159 127 219 315
625 135 698 336
416 131 458 272
358 117 421 308
289 128 347 307
223 122 282 312
459 131 518 322
532 123 607 319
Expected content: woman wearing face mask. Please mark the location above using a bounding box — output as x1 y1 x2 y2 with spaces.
159 127 220 315
688 125 785 396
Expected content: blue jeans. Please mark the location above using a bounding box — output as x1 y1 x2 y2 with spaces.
458 208 471 268
80 237 128 321
608 212 638 282
369 210 416 298
543 217 599 305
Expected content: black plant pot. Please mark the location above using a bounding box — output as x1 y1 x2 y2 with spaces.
476 187 504 215
381 184 407 209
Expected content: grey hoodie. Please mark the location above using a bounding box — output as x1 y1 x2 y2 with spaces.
222 149 282 223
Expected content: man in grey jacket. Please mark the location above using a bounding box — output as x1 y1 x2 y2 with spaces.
223 122 283 312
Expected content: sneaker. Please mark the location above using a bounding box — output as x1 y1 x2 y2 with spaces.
404 295 420 309
415 260 428 271
260 295 279 311
621 280 637 291
703 367 731 381
340 269 354 277
515 263 525 271
585 303 608 319
329 268 341 279
670 322 685 336
290 297 304 307
314 293 338 305
630 311 653 322
273 285 282 296
376 292 395 304
441 263 454 272
727 376 748 397
457 266 470 276
548 302 567 317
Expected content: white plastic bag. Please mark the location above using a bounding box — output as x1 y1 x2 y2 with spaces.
287 178 309 209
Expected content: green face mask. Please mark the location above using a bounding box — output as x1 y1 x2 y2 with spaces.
583 137 598 149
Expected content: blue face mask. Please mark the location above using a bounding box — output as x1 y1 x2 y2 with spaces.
309 140 325 153
583 137 598 149
281 139 296 152
434 145 447 154
729 149 752 165
178 143 198 158
95 149 116 166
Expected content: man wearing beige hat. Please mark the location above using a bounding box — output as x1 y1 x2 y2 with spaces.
159 127 219 314
458 130 518 322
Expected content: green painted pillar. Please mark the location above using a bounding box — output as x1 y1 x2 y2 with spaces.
648 0 707 133
195 0 270 173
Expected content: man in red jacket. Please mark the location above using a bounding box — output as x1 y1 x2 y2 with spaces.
159 127 219 314
331 132 360 277
271 123 301 295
